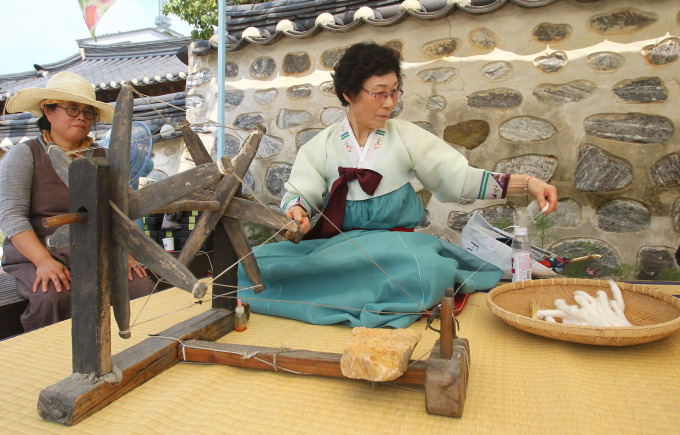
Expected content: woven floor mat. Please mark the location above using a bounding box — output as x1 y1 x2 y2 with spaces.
0 283 679 433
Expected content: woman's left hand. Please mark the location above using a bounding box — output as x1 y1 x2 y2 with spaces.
526 177 558 215
128 255 148 281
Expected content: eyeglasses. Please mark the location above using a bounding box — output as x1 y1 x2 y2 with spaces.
56 105 100 121
361 88 403 102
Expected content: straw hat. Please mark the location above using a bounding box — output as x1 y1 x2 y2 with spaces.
6 71 114 123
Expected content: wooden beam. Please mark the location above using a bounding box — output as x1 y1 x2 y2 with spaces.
178 340 427 386
178 120 212 166
68 157 112 376
212 220 237 311
38 309 236 426
108 84 134 339
221 217 265 293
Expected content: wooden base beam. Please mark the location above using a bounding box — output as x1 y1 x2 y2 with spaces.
38 309 236 426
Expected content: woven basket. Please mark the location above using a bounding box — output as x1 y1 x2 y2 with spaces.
487 278 680 346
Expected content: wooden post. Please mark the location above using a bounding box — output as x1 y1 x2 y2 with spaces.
440 296 453 360
68 157 112 376
212 207 237 311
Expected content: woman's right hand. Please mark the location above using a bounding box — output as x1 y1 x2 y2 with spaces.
33 257 71 293
286 205 311 235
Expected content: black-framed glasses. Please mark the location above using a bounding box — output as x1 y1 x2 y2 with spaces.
56 105 100 121
362 88 403 102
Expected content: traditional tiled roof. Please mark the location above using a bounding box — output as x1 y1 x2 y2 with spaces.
194 0 562 54
0 37 191 104
0 92 186 150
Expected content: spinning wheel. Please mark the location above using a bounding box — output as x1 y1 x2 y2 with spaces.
37 85 301 424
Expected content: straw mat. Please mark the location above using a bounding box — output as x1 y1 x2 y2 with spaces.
0 283 679 433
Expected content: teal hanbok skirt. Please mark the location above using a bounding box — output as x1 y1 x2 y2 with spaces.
238 184 502 328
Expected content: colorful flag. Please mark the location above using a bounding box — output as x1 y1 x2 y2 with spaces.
78 0 117 41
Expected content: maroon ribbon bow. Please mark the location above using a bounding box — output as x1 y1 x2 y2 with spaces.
304 166 383 239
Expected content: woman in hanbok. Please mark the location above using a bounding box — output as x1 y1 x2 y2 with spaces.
239 42 558 328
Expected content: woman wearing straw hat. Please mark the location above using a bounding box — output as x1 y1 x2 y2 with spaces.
0 71 153 332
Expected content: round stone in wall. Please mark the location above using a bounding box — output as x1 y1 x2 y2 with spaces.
651 153 680 187
250 57 277 80
447 211 471 232
642 37 680 65
544 198 581 228
637 247 678 280
414 121 433 134
674 199 680 232
499 117 556 142
256 134 284 159
320 81 336 97
584 113 674 144
532 23 572 43
277 109 311 129
481 62 512 81
422 38 460 59
587 52 624 71
480 205 517 230
612 77 667 103
417 209 431 228
383 40 403 57
225 61 239 78
224 90 245 109
574 144 632 192
321 47 348 70
416 67 457 84
467 88 522 108
533 52 567 73
588 8 657 35
222 134 241 157
533 80 596 105
321 107 345 126
242 170 255 194
185 95 205 109
234 112 264 130
287 84 313 99
266 163 292 198
550 239 620 278
254 88 278 105
186 69 212 90
283 52 311 76
469 28 498 49
443 120 489 149
494 155 557 181
596 199 650 232
296 128 323 148
426 96 447 111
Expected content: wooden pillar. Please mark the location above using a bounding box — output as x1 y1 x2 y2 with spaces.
69 157 112 376
212 218 237 311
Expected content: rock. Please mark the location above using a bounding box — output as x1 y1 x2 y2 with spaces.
574 144 632 192
596 199 650 232
416 67 458 84
422 39 460 59
443 120 490 149
467 88 522 108
533 80 596 105
414 121 434 133
254 88 278 105
550 239 620 278
637 247 678 280
426 96 447 111
277 109 311 128
186 69 212 90
545 198 582 228
224 90 245 109
481 61 512 81
642 37 680 65
250 56 277 79
256 134 284 159
651 153 680 187
469 28 497 49
494 155 558 181
584 113 674 144
296 129 322 148
587 52 624 71
340 327 422 382
321 107 346 126
532 23 572 43
234 113 264 130
321 47 348 69
499 117 556 142
588 9 657 34
612 77 667 103
265 163 292 197
283 52 311 75
534 52 568 73
287 84 313 99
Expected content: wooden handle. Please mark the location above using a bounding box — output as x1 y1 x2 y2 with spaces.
43 212 87 228
440 297 453 360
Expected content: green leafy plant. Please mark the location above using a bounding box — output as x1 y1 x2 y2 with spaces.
531 214 559 250
563 241 597 279
493 218 513 233
658 267 680 281
612 263 640 281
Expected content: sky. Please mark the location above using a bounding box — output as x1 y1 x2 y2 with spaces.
0 0 193 75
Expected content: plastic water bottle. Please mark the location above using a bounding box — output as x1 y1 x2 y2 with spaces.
511 227 532 282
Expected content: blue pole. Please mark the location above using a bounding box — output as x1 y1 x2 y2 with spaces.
217 0 226 159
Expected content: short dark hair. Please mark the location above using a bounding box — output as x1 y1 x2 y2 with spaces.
332 42 402 107
37 103 57 131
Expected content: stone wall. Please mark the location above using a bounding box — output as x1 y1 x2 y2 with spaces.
186 0 680 279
